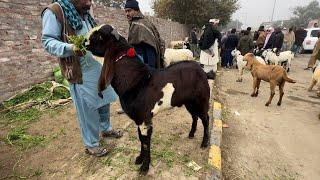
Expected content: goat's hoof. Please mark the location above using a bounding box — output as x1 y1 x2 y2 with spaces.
188 133 195 139
265 103 270 106
277 102 281 106
139 165 149 175
135 155 143 165
201 142 209 148
251 94 255 97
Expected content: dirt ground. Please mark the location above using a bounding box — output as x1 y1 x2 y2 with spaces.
0 87 214 179
218 54 320 180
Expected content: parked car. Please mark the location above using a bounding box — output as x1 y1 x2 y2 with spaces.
302 28 320 52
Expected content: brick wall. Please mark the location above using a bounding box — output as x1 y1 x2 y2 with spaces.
0 0 188 102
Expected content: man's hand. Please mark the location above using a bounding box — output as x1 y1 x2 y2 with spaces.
72 44 86 57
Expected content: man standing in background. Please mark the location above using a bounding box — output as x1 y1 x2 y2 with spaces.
124 0 164 69
199 18 222 72
190 26 199 58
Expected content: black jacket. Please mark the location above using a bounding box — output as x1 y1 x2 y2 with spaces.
264 32 276 49
199 23 221 50
294 29 307 46
190 30 198 44
224 34 239 50
273 31 284 50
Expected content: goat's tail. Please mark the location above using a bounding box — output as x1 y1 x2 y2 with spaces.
283 71 296 83
206 70 216 80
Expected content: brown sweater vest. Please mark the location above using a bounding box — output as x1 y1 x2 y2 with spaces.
42 3 83 84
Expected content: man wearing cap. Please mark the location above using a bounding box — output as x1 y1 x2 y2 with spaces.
124 0 164 69
199 18 222 72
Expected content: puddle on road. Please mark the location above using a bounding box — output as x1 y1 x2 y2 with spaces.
226 89 249 95
287 96 320 105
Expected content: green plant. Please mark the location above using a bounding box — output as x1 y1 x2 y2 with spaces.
67 35 87 52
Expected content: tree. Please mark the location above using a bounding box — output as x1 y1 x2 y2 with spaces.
94 0 125 9
289 0 320 27
153 0 239 27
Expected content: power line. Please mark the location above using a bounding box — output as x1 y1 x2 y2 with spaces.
271 0 277 22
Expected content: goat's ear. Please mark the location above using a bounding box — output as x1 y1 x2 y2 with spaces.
111 29 120 41
98 25 113 37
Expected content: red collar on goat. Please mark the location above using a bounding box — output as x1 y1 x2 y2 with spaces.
114 47 136 63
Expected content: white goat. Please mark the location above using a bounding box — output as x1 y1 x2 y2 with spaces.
262 49 294 72
164 48 194 66
231 49 266 82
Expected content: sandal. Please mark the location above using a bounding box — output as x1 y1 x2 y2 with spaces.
100 130 123 139
85 147 109 157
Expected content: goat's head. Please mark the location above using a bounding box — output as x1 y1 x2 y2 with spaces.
86 24 121 57
85 24 129 97
261 50 268 58
243 53 255 70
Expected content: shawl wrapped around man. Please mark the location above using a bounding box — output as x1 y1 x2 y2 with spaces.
128 12 164 69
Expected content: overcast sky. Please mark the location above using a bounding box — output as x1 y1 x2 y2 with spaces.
233 0 316 28
138 0 316 27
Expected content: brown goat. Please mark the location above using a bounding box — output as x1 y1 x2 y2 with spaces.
85 25 213 175
243 53 296 106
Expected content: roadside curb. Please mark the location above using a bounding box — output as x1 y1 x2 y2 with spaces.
208 73 223 180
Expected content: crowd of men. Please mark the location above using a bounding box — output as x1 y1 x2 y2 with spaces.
190 21 320 70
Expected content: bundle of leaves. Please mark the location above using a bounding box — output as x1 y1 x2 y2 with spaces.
68 35 87 52
3 82 53 107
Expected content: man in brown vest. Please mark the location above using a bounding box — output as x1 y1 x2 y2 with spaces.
41 0 122 157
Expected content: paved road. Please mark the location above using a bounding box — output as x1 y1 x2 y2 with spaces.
217 54 320 179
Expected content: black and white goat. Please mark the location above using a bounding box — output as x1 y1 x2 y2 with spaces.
85 24 213 175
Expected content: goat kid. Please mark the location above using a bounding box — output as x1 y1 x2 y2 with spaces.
86 24 212 175
231 49 265 82
243 53 296 106
262 49 294 72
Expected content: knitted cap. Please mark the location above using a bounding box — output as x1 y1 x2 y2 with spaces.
125 0 140 10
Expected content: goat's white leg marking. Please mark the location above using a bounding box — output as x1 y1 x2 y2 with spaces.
139 123 149 136
151 83 175 115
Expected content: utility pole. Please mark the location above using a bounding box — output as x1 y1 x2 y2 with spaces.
271 0 277 22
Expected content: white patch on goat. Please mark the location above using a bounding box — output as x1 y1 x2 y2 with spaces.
151 83 175 116
139 123 149 136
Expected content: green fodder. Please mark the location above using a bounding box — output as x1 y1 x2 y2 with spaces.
68 35 87 52
51 86 70 100
3 82 53 107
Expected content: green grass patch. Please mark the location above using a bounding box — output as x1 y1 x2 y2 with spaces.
0 108 42 126
6 127 46 150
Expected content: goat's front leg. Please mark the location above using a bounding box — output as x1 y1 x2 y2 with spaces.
236 67 243 82
251 77 258 97
255 79 261 96
137 123 153 175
